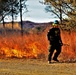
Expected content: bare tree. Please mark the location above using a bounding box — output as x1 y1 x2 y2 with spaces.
44 0 76 24
0 0 20 28
0 0 28 34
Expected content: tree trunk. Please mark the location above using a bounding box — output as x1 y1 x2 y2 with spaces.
59 0 63 24
59 7 62 24
2 15 5 28
20 0 23 36
12 4 14 29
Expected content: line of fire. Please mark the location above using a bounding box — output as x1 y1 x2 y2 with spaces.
0 22 76 62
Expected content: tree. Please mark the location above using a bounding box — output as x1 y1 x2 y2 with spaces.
44 0 76 24
19 0 27 35
67 0 76 18
0 0 28 33
0 0 10 28
0 0 20 28
65 0 76 29
7 0 20 29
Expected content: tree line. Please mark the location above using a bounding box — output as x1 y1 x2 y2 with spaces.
0 0 27 35
0 0 76 33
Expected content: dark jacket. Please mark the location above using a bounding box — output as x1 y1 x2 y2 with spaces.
47 27 63 46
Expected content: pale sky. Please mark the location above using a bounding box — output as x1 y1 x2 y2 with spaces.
23 0 59 23
5 0 59 23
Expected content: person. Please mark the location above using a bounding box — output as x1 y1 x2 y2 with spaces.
47 20 63 63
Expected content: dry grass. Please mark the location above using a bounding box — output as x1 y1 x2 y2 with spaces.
0 58 76 75
0 26 76 61
0 23 76 75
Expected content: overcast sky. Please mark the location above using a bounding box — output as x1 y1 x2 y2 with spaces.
22 0 60 23
5 0 59 23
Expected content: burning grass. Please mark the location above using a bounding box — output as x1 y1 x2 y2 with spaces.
0 29 48 59
0 25 76 62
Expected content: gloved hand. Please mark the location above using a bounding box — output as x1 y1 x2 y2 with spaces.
59 41 63 46
60 43 63 46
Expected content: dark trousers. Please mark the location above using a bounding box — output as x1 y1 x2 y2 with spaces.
48 44 61 61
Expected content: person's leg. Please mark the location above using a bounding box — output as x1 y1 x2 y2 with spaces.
48 45 55 62
53 46 61 61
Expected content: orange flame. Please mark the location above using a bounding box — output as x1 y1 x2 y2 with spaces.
0 31 48 59
0 25 76 61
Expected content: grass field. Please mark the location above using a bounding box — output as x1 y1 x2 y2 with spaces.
0 58 76 75
0 23 76 75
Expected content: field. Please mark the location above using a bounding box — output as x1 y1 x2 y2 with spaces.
0 22 76 75
0 58 76 75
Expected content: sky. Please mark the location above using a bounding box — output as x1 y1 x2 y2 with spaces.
5 0 59 23
22 0 59 23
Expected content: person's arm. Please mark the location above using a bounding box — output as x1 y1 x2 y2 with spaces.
47 29 54 42
59 36 63 45
59 29 63 46
47 31 50 41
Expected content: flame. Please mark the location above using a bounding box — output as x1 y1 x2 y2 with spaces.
0 24 76 61
0 47 22 58
29 43 38 57
0 33 47 59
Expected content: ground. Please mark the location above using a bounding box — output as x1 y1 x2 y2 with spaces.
0 23 76 75
0 58 76 75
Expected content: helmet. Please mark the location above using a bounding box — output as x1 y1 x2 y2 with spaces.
53 20 59 24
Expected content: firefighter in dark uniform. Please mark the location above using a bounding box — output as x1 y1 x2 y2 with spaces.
47 20 63 63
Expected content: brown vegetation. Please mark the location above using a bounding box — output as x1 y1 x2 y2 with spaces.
0 59 76 75
0 23 76 62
